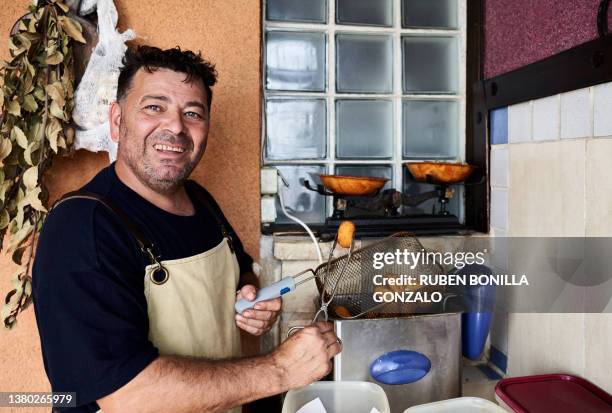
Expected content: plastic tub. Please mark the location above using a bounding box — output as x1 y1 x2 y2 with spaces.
403 397 507 412
495 374 612 413
282 381 390 413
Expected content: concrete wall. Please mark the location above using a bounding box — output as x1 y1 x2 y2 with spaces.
0 0 261 406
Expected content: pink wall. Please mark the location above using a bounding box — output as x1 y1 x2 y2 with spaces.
485 0 609 78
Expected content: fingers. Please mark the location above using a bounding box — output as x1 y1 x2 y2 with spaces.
298 323 342 359
241 307 278 322
236 313 271 330
313 322 341 358
235 317 262 336
326 337 342 358
235 286 282 336
240 297 282 321
322 330 342 358
313 321 334 333
236 284 257 301
236 314 277 336
253 297 282 312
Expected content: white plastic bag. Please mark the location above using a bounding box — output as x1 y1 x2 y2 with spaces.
72 0 135 162
78 0 98 16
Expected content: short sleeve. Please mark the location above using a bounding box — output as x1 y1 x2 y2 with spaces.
32 199 158 409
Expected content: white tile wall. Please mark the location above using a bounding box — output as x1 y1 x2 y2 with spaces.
586 139 612 236
490 146 508 188
507 314 586 377
501 82 612 388
560 87 592 139
507 140 585 237
585 314 612 394
593 82 612 138
489 230 508 274
490 188 508 230
532 95 560 141
508 101 532 143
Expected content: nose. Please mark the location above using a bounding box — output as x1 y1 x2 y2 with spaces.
161 108 187 136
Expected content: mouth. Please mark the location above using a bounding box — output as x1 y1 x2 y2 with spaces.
153 143 188 154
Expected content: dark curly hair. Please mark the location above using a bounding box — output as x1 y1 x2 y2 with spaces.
117 45 218 108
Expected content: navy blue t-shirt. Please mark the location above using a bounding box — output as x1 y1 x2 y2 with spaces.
32 163 252 412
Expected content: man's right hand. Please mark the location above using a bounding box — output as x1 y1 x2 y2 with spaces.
97 322 342 413
271 322 342 389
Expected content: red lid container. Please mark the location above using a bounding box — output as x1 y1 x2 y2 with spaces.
495 374 612 413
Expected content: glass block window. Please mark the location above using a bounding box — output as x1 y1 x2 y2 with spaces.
263 0 466 224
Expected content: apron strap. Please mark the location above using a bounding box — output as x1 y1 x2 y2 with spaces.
52 190 161 264
184 180 236 254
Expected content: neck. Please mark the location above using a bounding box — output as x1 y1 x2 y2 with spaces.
114 161 195 216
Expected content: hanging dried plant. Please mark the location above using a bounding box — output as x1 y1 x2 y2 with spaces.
0 0 85 328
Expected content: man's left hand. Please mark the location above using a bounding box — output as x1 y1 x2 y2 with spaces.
235 285 282 336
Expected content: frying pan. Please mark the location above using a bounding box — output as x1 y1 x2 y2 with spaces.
405 162 476 184
319 174 388 196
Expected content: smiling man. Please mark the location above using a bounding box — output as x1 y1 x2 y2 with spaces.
32 46 341 413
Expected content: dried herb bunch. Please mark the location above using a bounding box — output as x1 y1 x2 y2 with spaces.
0 0 84 328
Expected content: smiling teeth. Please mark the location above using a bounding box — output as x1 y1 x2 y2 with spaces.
154 144 185 153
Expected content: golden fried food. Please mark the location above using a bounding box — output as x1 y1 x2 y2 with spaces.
337 220 355 248
333 305 352 318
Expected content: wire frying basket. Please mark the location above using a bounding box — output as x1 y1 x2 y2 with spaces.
310 232 447 321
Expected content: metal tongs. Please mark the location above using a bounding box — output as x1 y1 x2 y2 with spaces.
311 221 355 323
286 221 355 336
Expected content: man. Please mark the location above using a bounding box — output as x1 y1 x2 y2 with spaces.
33 46 341 413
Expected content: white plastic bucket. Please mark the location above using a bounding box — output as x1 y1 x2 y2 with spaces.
403 397 508 412
282 381 391 413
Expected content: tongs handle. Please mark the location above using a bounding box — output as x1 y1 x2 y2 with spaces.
234 277 296 314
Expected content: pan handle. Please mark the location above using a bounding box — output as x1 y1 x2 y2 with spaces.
303 179 334 196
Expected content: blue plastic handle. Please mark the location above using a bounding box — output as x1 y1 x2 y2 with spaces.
370 350 431 385
234 277 296 314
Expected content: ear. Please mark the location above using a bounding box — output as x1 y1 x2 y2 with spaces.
109 101 122 143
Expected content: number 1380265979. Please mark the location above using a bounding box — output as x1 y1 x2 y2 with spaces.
1 392 76 407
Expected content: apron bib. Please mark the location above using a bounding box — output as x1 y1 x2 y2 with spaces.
144 238 241 359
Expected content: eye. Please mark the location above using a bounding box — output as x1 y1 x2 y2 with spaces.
185 111 204 120
144 104 162 112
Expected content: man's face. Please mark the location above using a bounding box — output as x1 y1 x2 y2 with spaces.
110 68 210 192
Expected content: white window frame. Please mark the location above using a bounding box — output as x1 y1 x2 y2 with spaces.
262 0 468 222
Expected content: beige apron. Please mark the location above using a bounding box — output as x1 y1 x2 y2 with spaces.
55 187 243 413
144 238 241 359
144 238 242 413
